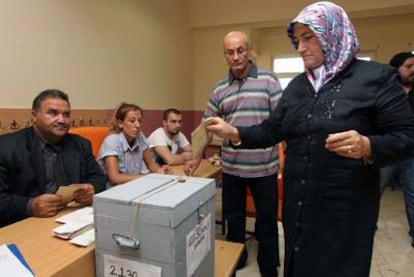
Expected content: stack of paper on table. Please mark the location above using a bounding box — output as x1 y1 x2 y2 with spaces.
69 228 95 247
53 221 92 240
53 207 95 246
54 206 93 224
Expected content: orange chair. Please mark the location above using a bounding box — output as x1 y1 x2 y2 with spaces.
246 142 284 221
69 126 109 158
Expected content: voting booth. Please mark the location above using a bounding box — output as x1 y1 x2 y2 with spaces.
94 174 216 277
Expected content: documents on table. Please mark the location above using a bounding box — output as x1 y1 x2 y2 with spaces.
69 228 95 247
55 206 93 224
191 118 214 159
53 221 93 240
0 244 34 277
53 207 95 246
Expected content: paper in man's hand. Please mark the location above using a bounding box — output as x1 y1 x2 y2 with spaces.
56 186 76 205
191 118 214 159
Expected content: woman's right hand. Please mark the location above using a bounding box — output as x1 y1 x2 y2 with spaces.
205 117 241 143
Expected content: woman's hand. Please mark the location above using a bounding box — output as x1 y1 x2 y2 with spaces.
325 130 371 160
205 117 241 143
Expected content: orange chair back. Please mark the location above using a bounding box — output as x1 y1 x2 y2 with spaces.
69 126 109 158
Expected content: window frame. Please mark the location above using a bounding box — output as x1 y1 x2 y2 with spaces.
271 50 376 89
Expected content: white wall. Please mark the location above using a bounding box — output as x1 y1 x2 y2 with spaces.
0 0 193 109
187 0 414 28
1 0 413 111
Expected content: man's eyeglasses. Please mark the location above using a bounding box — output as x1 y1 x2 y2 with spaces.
224 47 248 57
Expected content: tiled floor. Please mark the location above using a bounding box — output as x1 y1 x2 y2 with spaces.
215 187 414 277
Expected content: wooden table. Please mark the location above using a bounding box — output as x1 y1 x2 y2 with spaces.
0 207 95 277
0 210 243 277
214 240 244 277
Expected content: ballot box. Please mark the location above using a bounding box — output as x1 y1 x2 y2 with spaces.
94 174 216 277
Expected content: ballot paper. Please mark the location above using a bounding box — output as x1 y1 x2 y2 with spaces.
191 118 214 159
55 207 93 224
53 221 93 240
56 185 77 205
70 228 95 247
0 244 34 277
53 207 94 240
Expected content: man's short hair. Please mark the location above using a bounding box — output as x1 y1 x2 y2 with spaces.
163 108 181 120
32 89 69 111
389 52 414 69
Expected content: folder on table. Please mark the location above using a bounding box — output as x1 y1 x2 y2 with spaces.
0 243 34 276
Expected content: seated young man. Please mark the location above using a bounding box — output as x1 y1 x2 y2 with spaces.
147 108 192 166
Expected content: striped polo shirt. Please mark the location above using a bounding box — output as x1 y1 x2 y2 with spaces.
204 62 283 178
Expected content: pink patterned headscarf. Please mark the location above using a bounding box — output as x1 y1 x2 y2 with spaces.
287 1 360 85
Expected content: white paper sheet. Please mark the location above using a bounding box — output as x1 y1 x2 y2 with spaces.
186 214 211 276
0 244 34 277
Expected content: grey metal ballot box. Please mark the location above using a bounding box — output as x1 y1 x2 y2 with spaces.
94 173 216 277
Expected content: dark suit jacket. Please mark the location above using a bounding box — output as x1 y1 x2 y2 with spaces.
0 127 106 227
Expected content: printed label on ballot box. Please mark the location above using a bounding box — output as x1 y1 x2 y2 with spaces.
186 213 212 277
103 254 162 277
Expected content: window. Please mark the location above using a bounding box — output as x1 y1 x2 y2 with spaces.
272 57 303 89
272 51 376 89
357 50 375 61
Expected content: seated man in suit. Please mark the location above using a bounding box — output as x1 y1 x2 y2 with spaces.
147 108 192 166
0 89 106 227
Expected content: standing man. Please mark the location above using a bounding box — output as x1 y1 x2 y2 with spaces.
147 108 192 166
0 89 106 227
202 31 283 276
390 52 414 111
382 52 414 247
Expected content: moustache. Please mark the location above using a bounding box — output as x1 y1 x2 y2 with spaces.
53 124 68 129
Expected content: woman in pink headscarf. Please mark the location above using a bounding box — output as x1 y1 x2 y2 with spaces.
203 2 414 276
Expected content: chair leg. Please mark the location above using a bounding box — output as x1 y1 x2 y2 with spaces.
245 229 255 241
215 219 226 235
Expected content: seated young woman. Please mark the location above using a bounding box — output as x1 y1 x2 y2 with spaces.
97 102 170 187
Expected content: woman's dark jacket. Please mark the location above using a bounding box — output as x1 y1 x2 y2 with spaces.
237 59 414 277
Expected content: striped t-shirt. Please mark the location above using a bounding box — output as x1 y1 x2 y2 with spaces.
204 63 283 178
